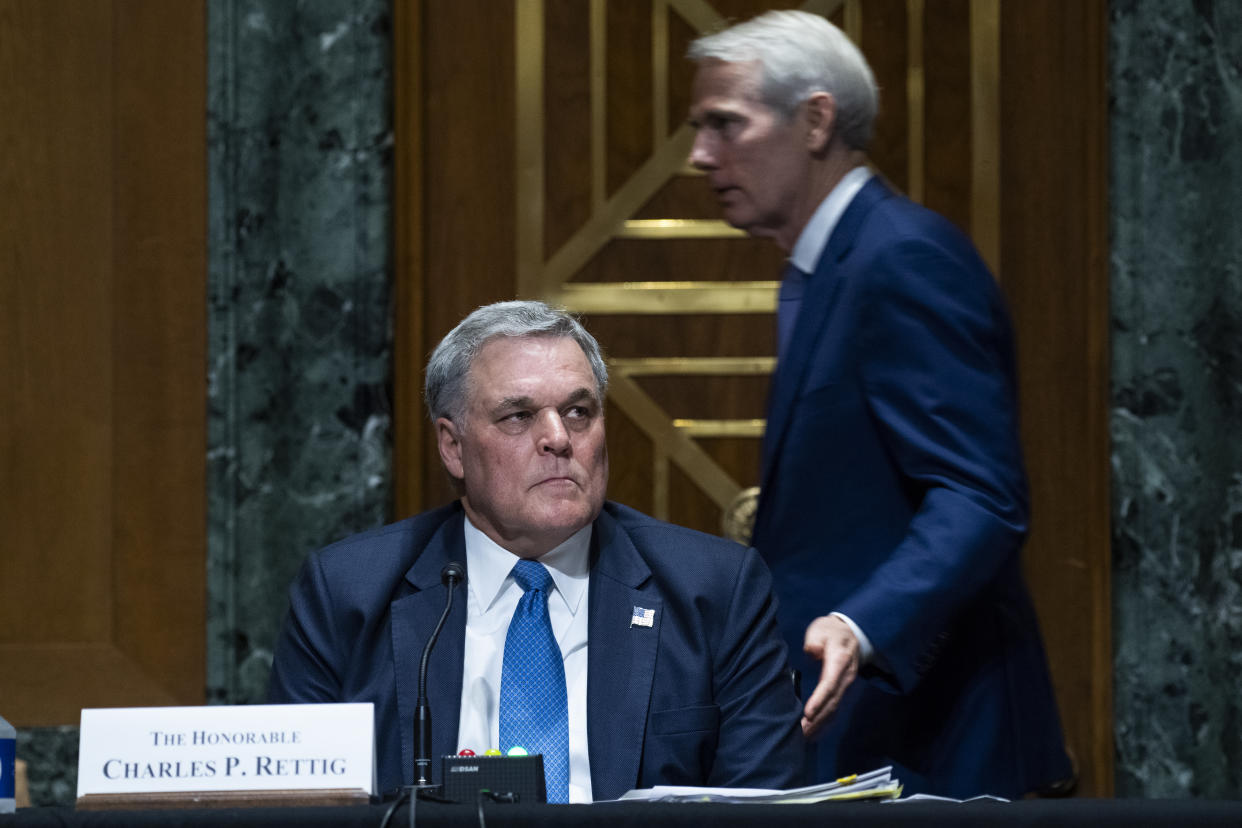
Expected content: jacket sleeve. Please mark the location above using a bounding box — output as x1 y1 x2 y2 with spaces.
836 234 1029 693
707 547 805 788
267 550 345 703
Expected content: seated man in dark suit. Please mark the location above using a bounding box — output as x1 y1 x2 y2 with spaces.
268 300 803 801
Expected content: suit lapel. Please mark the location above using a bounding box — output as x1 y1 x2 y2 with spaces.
390 511 467 785
760 176 893 495
585 509 659 800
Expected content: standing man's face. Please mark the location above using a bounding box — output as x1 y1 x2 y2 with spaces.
436 335 609 559
688 59 811 248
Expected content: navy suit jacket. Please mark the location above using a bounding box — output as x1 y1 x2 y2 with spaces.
268 500 804 799
752 177 1071 798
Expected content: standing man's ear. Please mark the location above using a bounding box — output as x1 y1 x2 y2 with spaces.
803 92 837 154
437 417 465 480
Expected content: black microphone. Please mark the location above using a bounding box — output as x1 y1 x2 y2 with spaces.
414 561 466 788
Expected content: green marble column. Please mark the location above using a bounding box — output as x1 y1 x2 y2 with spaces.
1111 0 1242 797
206 0 395 706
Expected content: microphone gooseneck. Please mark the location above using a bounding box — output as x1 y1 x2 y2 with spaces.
414 561 466 788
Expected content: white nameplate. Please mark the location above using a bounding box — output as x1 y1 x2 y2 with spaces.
76 703 375 798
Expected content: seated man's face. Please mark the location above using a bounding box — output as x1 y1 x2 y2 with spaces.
437 335 609 558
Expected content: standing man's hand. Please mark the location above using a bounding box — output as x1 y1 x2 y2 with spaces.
801 614 860 739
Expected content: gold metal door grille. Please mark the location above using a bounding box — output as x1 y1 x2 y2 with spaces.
513 0 999 525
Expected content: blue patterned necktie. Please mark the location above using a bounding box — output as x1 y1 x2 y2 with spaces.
777 261 807 359
499 559 569 803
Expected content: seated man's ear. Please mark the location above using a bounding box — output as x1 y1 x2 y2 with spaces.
437 417 465 480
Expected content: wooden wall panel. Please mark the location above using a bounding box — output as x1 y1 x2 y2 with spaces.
1 1 114 651
605 0 653 197
0 0 206 725
393 0 426 515
544 0 593 258
1001 0 1112 796
417 0 518 510
923 0 972 232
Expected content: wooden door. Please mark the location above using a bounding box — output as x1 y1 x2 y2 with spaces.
0 0 207 725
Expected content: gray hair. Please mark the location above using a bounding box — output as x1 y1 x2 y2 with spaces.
688 10 878 150
424 300 609 424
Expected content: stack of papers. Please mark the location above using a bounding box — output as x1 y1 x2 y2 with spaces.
618 766 902 804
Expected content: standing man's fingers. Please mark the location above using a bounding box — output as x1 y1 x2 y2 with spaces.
801 614 860 739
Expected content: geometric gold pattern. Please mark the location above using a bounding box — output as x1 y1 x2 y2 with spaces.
514 0 999 520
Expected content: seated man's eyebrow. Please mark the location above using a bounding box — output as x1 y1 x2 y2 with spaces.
490 388 597 417
563 388 596 406
492 395 535 414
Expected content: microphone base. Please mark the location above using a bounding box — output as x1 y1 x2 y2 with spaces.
440 754 546 804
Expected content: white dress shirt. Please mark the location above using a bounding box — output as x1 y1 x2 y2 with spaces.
786 164 877 665
788 164 874 274
456 516 594 802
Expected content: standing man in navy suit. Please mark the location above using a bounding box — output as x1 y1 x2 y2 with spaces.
688 11 1071 798
268 300 802 800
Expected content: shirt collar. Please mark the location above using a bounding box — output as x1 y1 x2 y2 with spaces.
463 514 592 616
789 165 874 274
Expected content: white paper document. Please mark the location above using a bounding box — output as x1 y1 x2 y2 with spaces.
617 765 902 804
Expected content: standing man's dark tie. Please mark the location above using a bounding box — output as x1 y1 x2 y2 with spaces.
777 261 807 359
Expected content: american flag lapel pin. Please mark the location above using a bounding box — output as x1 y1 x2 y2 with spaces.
631 606 655 628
